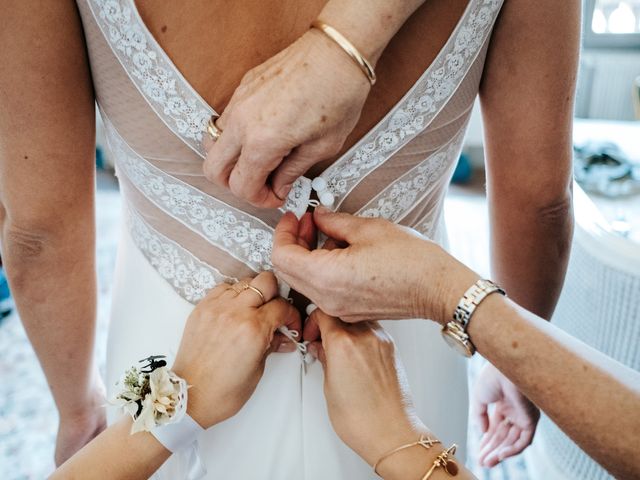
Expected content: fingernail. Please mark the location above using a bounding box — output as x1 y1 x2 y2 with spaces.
307 343 318 359
315 206 329 215
277 341 297 353
277 183 293 200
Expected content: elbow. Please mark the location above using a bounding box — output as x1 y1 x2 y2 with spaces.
527 192 575 260
4 220 52 258
1 214 69 291
497 184 573 227
534 192 573 228
493 187 574 254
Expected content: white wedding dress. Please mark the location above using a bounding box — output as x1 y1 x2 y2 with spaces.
75 0 504 478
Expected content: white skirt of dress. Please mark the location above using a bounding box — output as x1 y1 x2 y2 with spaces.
106 225 469 479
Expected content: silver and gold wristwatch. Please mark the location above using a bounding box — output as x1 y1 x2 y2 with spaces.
441 279 505 357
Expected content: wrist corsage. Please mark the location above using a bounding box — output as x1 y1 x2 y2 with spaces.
113 355 206 479
113 355 188 434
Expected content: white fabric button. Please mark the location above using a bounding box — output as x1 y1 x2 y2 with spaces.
319 191 335 207
306 303 318 316
311 177 327 192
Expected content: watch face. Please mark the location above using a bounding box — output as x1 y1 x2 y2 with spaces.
441 327 474 357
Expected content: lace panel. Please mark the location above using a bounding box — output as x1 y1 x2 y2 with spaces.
357 129 466 222
126 205 235 303
415 218 437 238
280 177 313 219
104 121 276 272
321 0 502 208
88 0 214 156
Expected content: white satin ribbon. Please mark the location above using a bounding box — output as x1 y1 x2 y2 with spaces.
152 414 207 480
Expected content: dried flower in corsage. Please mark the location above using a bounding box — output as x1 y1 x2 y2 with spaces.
112 355 189 434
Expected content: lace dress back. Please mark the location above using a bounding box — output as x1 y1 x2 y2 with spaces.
76 0 503 301
74 1 505 478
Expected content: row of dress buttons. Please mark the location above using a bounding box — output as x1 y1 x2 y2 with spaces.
311 177 335 207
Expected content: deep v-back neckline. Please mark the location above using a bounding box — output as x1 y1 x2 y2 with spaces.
89 0 499 208
126 0 477 159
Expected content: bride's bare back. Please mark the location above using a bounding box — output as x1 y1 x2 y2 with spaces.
135 0 469 173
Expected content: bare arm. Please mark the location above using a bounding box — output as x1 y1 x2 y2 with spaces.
480 0 579 319
0 0 103 465
467 295 640 480
474 0 580 463
50 418 170 480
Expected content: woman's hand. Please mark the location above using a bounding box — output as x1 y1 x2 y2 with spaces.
304 310 428 468
203 29 371 208
471 364 540 467
55 382 106 466
171 272 301 429
272 209 479 323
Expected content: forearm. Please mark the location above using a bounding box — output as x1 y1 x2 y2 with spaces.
317 0 426 64
468 295 640 479
51 417 170 479
488 193 573 319
2 220 99 416
0 0 99 419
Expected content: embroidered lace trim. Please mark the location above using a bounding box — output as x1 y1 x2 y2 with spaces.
321 0 501 207
89 0 214 156
280 177 313 219
357 129 466 222
126 205 234 303
103 120 276 272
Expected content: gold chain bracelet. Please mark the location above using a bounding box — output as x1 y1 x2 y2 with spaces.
422 444 459 479
310 20 377 85
373 435 440 476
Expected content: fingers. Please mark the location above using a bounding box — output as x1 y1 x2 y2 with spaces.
303 309 345 343
232 273 279 307
478 416 512 467
478 409 504 451
302 311 321 342
307 341 326 366
272 212 314 274
482 424 521 466
203 115 242 188
491 428 534 464
321 236 348 250
228 148 283 208
271 140 335 200
471 397 490 434
313 208 378 245
298 212 317 250
259 297 301 333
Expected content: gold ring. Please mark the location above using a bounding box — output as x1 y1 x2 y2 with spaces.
231 282 248 295
246 285 266 304
207 115 222 142
231 282 266 305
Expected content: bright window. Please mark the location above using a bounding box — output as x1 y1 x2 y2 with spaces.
592 0 640 34
584 0 640 48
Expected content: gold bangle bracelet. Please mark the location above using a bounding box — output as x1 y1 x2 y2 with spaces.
311 20 377 86
373 435 440 476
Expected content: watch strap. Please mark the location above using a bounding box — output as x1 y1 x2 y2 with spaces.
453 279 505 329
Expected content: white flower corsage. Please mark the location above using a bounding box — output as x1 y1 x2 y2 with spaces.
113 355 189 434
